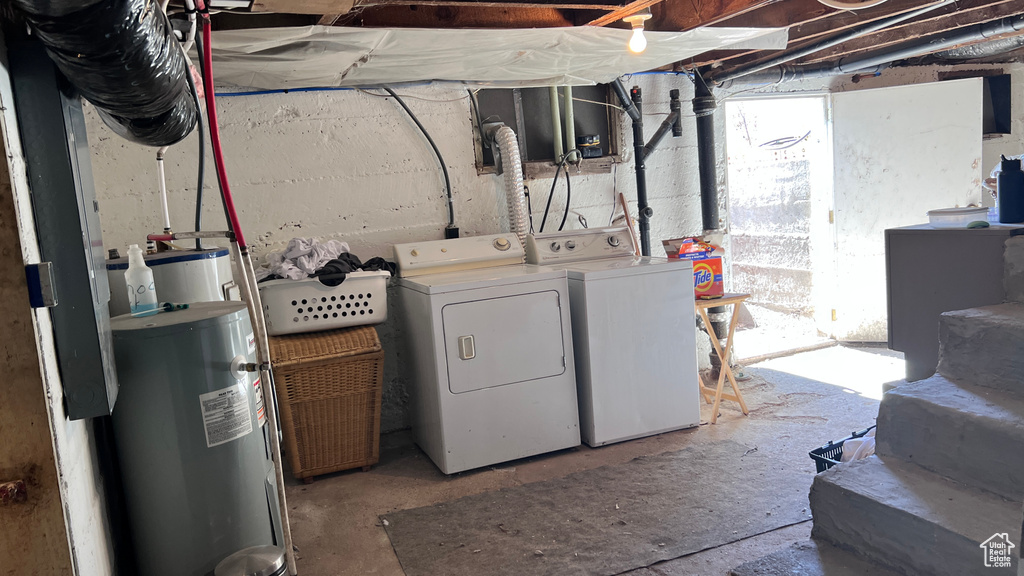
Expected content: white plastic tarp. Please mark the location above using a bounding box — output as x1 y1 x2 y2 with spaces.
208 25 788 89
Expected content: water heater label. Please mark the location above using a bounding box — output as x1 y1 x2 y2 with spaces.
247 333 256 354
251 377 266 426
199 382 254 448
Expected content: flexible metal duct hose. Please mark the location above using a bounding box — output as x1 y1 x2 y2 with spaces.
492 126 529 245
11 0 198 146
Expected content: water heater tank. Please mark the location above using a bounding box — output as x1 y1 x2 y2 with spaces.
111 302 281 576
107 248 235 316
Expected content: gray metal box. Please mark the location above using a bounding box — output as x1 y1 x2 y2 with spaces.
885 223 1024 381
8 36 117 419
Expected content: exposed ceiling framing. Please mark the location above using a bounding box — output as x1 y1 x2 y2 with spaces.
216 0 1024 83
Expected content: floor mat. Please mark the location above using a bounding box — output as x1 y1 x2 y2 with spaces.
382 439 811 576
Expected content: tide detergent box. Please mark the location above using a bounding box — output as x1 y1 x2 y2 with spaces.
663 237 724 299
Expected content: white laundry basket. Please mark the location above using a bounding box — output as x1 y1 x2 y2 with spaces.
259 270 391 336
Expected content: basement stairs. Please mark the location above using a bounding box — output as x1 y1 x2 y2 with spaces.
731 237 1024 576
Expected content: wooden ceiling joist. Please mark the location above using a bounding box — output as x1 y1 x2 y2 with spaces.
587 0 665 26
360 0 622 10
232 0 1024 72
354 4 573 27
253 0 355 14
654 0 778 31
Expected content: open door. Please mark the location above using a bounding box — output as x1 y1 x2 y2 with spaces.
830 78 983 341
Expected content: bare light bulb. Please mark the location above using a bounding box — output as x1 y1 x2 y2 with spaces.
628 26 647 53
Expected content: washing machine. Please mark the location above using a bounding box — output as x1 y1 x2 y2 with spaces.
394 233 580 474
526 226 700 447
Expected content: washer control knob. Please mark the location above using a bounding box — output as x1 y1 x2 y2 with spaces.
411 249 419 256
607 236 620 247
550 242 562 252
493 237 511 251
565 240 576 250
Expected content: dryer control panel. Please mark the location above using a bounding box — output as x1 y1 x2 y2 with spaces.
525 226 636 265
394 233 525 277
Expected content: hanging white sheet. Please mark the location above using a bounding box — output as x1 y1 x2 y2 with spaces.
208 25 788 89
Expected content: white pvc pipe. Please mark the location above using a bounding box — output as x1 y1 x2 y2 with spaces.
157 147 171 231
549 86 564 162
562 86 579 164
182 0 197 54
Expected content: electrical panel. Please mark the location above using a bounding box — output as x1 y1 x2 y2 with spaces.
9 36 118 419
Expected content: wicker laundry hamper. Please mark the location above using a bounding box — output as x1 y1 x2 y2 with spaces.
269 325 384 481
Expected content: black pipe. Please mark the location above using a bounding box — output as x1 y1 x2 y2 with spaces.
10 0 198 146
186 50 206 251
642 110 679 161
630 86 652 257
709 0 952 86
670 89 683 137
642 89 683 161
693 72 719 232
611 79 640 122
611 79 651 256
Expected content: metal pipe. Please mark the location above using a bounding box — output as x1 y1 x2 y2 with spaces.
549 86 564 161
836 14 1024 73
562 86 579 164
709 0 953 85
630 86 652 257
232 243 297 576
693 73 719 232
720 9 1024 88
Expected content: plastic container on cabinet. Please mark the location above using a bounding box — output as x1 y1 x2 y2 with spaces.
927 207 988 228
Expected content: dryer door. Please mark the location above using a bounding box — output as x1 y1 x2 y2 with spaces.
442 290 566 394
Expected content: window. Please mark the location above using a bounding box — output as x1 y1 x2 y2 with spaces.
473 85 620 177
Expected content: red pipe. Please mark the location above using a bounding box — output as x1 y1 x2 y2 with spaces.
198 7 247 249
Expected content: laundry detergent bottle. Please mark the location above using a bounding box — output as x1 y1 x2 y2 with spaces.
125 244 159 317
998 155 1024 223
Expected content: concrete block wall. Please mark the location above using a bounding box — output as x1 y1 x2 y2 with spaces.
87 64 1024 432
85 75 711 432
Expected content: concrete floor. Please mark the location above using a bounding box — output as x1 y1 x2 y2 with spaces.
285 345 899 576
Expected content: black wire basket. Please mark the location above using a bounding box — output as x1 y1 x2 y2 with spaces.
809 425 877 473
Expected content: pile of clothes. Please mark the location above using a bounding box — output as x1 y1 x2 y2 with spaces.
255 238 396 286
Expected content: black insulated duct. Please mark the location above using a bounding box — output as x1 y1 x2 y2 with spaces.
10 0 198 147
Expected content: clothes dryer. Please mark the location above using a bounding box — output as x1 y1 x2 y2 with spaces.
394 234 580 474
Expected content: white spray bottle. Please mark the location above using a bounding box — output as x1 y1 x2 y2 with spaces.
125 244 159 317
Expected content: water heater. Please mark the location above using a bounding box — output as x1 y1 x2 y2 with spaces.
107 248 235 316
111 302 281 576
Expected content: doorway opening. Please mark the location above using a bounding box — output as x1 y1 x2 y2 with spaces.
724 95 834 362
